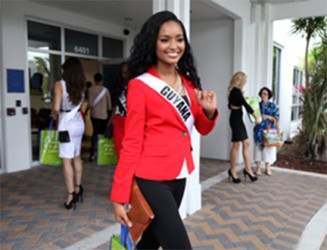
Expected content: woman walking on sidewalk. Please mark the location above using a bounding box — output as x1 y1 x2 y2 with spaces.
110 11 218 249
52 57 86 210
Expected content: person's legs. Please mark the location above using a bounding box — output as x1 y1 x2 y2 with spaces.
90 118 100 160
136 179 191 250
230 142 241 178
242 139 254 175
242 139 257 181
265 162 272 175
62 158 75 205
255 161 262 175
98 119 107 134
263 147 276 176
254 145 262 175
73 156 83 191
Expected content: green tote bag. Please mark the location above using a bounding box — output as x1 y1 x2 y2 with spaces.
39 120 62 166
97 134 117 165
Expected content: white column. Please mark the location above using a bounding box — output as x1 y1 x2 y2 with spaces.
252 4 263 87
263 4 274 89
166 0 181 18
233 19 243 72
152 0 165 13
178 0 202 217
251 3 274 90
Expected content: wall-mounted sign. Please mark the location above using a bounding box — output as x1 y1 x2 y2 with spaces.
65 29 98 56
7 69 25 93
73 46 90 55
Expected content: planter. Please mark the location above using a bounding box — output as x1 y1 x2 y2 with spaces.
275 153 327 175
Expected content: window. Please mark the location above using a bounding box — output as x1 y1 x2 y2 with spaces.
272 46 281 104
103 37 123 58
65 29 98 56
291 67 304 121
27 21 61 51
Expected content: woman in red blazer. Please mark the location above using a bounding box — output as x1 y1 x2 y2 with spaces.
110 11 218 249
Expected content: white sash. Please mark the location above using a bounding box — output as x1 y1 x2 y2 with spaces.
58 102 82 131
116 92 127 116
137 73 194 134
91 88 107 108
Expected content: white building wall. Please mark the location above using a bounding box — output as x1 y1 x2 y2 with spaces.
2 3 31 173
191 19 234 160
0 0 4 171
271 1 326 139
273 19 310 139
1 2 133 173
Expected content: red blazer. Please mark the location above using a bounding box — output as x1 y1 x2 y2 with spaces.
110 66 218 203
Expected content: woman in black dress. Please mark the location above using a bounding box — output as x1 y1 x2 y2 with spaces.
227 72 259 183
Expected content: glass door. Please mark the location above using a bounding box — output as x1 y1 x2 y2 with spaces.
28 52 61 161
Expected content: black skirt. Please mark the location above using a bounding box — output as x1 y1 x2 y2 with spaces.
229 109 248 142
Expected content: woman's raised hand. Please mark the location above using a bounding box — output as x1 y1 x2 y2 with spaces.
194 89 217 119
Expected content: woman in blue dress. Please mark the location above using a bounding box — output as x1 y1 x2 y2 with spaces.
253 87 280 176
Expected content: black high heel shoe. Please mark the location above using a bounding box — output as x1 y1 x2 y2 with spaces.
75 185 84 203
243 169 258 182
228 169 241 183
64 192 78 210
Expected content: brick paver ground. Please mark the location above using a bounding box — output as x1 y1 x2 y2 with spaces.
186 171 326 250
1 156 326 250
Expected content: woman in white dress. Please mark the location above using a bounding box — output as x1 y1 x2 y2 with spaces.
52 57 86 210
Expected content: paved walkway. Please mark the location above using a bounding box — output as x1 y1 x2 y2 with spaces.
1 157 326 250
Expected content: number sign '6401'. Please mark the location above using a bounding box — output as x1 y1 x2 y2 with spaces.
74 46 90 55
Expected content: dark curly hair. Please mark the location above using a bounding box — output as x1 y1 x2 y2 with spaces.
258 87 273 99
62 57 86 105
127 11 202 89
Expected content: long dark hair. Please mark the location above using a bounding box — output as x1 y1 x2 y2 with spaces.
127 11 201 89
62 57 86 105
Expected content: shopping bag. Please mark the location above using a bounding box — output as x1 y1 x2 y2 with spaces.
109 224 134 250
263 117 283 147
97 134 117 165
39 119 62 166
245 96 262 123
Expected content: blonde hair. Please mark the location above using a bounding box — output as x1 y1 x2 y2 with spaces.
227 71 247 96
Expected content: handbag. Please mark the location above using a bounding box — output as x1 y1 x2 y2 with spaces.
39 119 62 166
263 117 283 147
58 130 70 143
109 224 134 250
127 180 155 242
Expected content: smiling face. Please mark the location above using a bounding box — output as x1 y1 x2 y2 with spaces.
156 21 185 68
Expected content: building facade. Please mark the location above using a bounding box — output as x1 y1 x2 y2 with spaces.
1 0 326 216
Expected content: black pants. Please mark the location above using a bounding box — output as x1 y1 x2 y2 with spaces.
136 178 192 250
90 117 107 155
